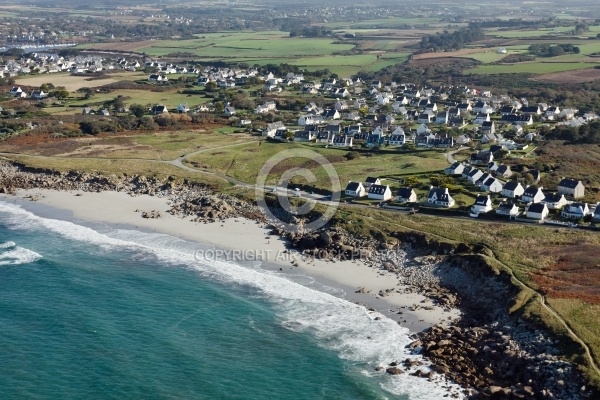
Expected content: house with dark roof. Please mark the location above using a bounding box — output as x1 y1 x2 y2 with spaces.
502 181 525 199
470 151 493 166
474 113 491 125
593 203 600 222
444 162 465 176
467 168 484 184
426 187 455 207
481 176 504 193
316 131 334 143
501 114 533 125
344 181 366 197
557 178 585 199
368 184 392 201
496 202 520 217
494 165 513 179
396 188 417 203
364 177 381 188
332 135 353 147
542 193 567 210
522 186 545 203
471 195 493 214
461 165 474 179
475 173 492 187
481 120 495 134
561 203 590 219
521 106 542 115
294 131 315 142
526 203 549 220
152 104 168 114
388 134 405 146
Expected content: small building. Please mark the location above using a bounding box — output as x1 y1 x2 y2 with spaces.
344 181 367 198
521 186 545 203
426 187 455 208
557 178 585 199
444 162 465 176
467 168 484 184
470 151 493 166
542 193 567 210
368 184 392 201
263 121 285 138
526 203 549 220
481 177 504 193
294 131 315 142
494 165 513 179
561 203 590 220
152 104 168 114
332 135 353 147
496 202 519 217
364 177 381 188
471 195 493 214
396 188 417 203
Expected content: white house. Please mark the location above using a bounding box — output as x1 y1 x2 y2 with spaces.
496 202 519 217
368 184 392 201
502 181 525 199
364 177 382 188
561 203 590 219
481 177 504 193
526 203 549 220
521 186 545 203
542 193 568 210
444 162 465 176
426 187 455 207
557 178 585 199
471 195 493 214
396 188 417 203
344 181 367 197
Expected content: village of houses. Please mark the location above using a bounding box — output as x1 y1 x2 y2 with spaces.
3 53 600 226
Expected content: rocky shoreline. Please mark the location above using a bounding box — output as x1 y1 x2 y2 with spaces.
0 160 595 399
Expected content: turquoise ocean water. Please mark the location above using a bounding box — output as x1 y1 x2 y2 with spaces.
0 200 460 399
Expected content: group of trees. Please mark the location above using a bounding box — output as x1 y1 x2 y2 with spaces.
288 27 332 38
528 43 580 57
419 27 486 52
542 120 600 144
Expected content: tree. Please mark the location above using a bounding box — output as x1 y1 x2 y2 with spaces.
110 96 126 112
139 116 158 130
214 101 225 114
205 81 218 92
51 87 69 100
130 104 146 118
40 83 55 91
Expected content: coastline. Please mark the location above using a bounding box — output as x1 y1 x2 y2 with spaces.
0 188 460 334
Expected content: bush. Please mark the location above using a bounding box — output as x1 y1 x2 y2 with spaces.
345 151 360 160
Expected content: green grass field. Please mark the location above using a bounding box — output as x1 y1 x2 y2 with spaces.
184 141 448 188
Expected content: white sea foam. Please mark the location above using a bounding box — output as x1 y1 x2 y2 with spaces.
0 201 463 399
0 242 42 266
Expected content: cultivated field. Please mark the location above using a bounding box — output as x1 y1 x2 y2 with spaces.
464 62 600 75
15 72 147 92
532 68 600 84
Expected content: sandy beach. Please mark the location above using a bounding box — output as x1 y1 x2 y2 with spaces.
0 188 459 332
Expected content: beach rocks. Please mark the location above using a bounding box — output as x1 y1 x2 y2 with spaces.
141 210 161 219
385 367 403 375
